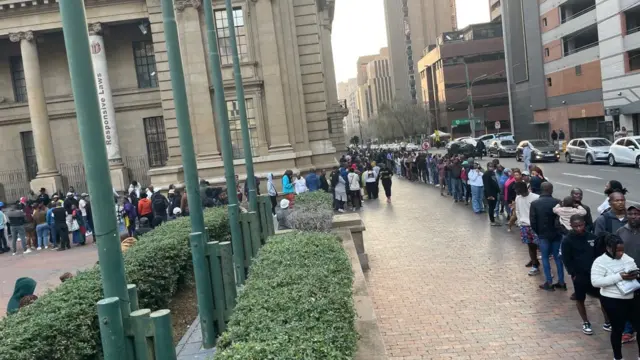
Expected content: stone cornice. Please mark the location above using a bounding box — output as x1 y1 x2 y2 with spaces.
174 0 200 12
9 30 34 42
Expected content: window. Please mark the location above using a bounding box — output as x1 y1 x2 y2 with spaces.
143 116 168 167
628 49 640 71
133 41 158 88
575 65 582 76
215 8 249 65
10 56 27 103
544 48 550 57
20 131 37 181
543 18 548 27
227 98 259 159
547 77 553 86
624 139 639 149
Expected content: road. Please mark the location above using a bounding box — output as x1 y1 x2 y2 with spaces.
486 155 639 212
361 179 632 359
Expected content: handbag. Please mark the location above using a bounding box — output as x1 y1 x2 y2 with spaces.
70 219 80 232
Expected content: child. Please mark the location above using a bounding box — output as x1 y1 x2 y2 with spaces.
554 196 587 234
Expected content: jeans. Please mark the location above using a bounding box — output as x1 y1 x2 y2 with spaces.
524 159 531 172
494 196 502 217
446 175 452 195
539 238 564 284
49 224 57 247
470 186 484 213
36 223 50 248
0 230 7 250
83 216 92 233
451 178 462 201
11 225 27 252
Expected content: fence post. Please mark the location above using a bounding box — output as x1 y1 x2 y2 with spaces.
127 284 139 312
97 298 127 360
189 232 217 347
206 241 227 333
130 309 153 360
239 213 253 271
248 212 261 257
151 310 177 360
219 241 237 319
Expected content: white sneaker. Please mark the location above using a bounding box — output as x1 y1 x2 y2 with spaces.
337 209 345 213
24 249 32 254
528 268 540 276
37 247 42 251
12 252 16 256
44 246 48 249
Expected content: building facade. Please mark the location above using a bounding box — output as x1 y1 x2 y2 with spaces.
0 0 346 200
489 0 501 23
383 0 457 104
418 22 509 136
355 48 394 123
337 78 359 140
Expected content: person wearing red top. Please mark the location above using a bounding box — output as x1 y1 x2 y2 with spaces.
137 193 153 226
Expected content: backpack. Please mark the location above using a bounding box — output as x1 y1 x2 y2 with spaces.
152 193 168 215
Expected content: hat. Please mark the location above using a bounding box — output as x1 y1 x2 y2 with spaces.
81 193 89 197
168 189 175 195
173 207 182 215
280 199 290 209
20 196 27 204
628 204 640 212
52 194 59 199
66 192 73 197
522 171 530 176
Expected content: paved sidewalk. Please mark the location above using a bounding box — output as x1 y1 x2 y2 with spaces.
360 179 631 359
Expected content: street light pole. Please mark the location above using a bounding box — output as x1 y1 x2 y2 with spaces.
224 0 258 213
463 59 487 137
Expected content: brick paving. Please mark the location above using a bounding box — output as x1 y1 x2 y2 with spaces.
0 238 97 315
361 179 635 359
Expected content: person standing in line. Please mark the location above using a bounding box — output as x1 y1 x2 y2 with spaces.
530 182 566 291
363 165 378 200
514 181 541 275
617 204 640 343
332 165 348 212
591 234 640 360
266 173 278 215
553 197 587 234
482 162 501 226
23 201 36 251
45 203 57 249
597 180 627 215
571 188 594 233
137 192 153 226
6 204 29 255
450 158 463 203
437 159 446 196
180 188 190 216
121 197 137 237
522 142 532 172
467 163 485 214
562 214 611 335
347 167 362 211
595 191 628 236
282 170 295 208
305 169 320 192
79 193 92 236
294 172 309 194
0 202 7 253
529 167 547 195
319 169 329 192
52 202 70 251
33 203 49 250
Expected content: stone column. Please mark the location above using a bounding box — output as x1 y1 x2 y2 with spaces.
87 23 129 191
9 31 63 193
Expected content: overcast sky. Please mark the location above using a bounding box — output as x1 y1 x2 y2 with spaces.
332 0 491 84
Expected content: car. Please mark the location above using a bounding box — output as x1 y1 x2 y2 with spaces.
565 138 611 165
608 136 640 167
487 139 517 158
515 139 560 162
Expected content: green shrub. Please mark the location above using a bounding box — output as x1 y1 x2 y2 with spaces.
214 232 357 360
294 191 333 211
0 207 229 360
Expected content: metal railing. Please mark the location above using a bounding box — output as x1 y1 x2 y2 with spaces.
561 4 596 24
0 169 30 203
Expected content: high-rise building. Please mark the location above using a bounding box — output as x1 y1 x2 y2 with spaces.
418 22 508 136
338 78 359 140
355 48 395 123
489 0 501 23
383 0 457 104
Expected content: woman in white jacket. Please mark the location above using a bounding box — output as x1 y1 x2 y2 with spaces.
591 233 640 360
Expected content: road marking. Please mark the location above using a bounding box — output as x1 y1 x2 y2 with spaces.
584 189 602 196
599 169 618 172
555 182 574 188
562 173 603 180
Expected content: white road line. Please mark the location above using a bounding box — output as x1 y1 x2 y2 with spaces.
562 173 603 180
584 189 602 195
555 182 574 187
598 169 618 172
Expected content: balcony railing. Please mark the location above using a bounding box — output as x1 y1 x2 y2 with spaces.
561 5 596 24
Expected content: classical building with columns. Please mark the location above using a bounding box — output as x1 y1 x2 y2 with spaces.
0 0 346 200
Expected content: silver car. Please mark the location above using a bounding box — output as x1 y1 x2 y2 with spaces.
565 137 612 165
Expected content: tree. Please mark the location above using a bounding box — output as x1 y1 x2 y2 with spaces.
370 102 432 141
349 135 360 146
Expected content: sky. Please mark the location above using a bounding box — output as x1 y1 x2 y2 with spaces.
332 0 491 84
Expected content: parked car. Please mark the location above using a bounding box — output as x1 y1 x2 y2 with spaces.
515 139 560 162
477 132 515 147
608 136 640 167
565 138 611 165
487 139 517 158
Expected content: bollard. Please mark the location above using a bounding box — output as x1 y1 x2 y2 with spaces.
206 241 227 333
130 309 153 360
219 241 237 318
189 232 217 348
97 297 127 360
127 284 139 312
151 310 178 360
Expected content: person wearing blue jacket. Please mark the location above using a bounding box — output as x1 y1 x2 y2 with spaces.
305 169 320 192
45 203 57 249
282 169 295 207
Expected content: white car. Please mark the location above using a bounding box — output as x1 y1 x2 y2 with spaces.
608 136 640 167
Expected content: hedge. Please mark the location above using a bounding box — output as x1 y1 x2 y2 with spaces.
215 232 357 360
294 191 333 211
0 207 229 360
287 192 334 232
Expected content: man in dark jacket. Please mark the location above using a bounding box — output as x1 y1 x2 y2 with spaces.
530 182 565 291
37 188 50 207
595 191 628 236
482 162 501 226
561 214 610 335
571 188 594 233
450 159 463 202
52 202 70 251
134 217 153 238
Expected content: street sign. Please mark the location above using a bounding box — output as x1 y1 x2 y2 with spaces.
495 121 501 130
